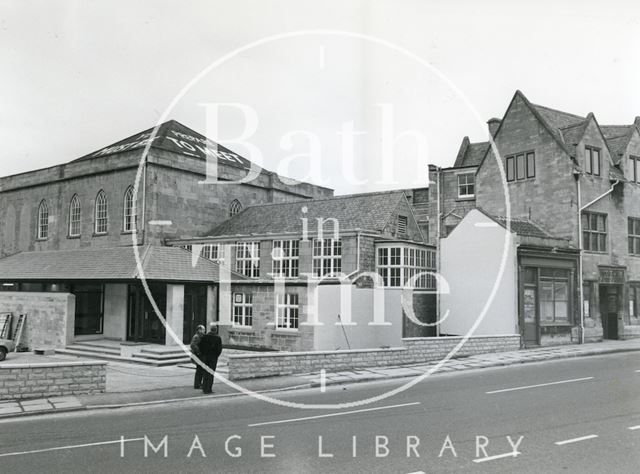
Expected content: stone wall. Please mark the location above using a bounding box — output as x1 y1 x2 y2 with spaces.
228 334 521 380
0 292 75 349
0 360 106 400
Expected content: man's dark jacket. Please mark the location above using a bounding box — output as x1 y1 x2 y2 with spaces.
198 332 222 364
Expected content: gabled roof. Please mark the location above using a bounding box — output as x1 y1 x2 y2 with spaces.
453 137 489 167
0 245 246 282
203 191 411 237
72 119 253 172
531 104 585 130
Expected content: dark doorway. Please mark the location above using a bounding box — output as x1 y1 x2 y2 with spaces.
521 267 539 347
599 285 620 340
183 284 208 344
127 283 167 343
73 284 104 335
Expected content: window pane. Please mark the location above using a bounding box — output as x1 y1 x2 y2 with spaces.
506 156 515 181
585 148 592 174
526 152 535 178
516 154 525 180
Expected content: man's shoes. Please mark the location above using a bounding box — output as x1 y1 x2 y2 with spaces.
202 390 212 394
194 385 201 389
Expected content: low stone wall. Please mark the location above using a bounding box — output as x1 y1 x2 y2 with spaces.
0 360 107 400
228 334 521 380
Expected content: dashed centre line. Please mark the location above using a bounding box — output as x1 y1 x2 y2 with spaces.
486 377 594 394
555 434 598 446
473 451 520 463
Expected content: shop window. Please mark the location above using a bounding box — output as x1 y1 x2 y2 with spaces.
539 269 570 323
630 285 639 320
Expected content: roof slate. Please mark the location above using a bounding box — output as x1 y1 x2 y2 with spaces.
0 245 242 282
461 142 490 167
205 191 407 237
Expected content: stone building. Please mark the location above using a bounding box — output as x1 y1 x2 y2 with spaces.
0 120 332 352
431 90 640 346
170 190 436 351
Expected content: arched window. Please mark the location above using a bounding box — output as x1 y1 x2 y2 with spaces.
69 194 81 237
37 200 49 240
229 199 243 217
123 186 136 232
95 191 108 234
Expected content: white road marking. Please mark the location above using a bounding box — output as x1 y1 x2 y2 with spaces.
486 377 594 394
473 451 519 463
628 425 640 430
555 434 598 446
148 220 173 226
0 437 143 458
248 401 421 427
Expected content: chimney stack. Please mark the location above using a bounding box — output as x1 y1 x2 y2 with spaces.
487 118 501 138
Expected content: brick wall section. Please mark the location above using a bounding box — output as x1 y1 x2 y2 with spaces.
228 334 521 379
0 292 75 349
0 361 106 400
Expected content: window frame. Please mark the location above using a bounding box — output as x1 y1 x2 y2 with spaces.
539 269 571 324
94 190 108 235
582 211 608 253
457 172 475 198
272 239 300 278
37 200 49 240
312 238 342 277
276 292 299 330
629 217 640 256
123 186 136 233
376 244 436 289
232 292 253 327
229 199 243 217
235 241 260 278
200 243 223 262
68 194 81 237
506 151 535 182
585 146 602 177
630 156 640 184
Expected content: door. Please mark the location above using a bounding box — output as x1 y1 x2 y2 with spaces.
599 285 619 339
523 286 539 346
183 284 208 344
127 284 167 343
73 284 104 335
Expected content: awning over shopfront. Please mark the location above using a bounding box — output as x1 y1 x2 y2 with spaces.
0 245 244 283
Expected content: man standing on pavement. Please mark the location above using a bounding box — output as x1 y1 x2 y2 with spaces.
198 323 223 394
190 324 206 389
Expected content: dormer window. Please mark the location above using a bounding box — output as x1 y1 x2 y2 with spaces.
585 146 601 176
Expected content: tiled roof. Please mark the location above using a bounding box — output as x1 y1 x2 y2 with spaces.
476 208 555 239
461 142 490 167
206 191 407 237
559 121 589 155
0 245 243 282
531 104 585 130
601 125 632 139
71 120 253 172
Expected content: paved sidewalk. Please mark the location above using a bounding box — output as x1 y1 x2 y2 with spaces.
2 338 640 419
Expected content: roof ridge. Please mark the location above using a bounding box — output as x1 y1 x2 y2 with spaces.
239 190 406 210
531 103 585 120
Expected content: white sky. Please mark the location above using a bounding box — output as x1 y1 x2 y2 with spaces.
1 0 639 195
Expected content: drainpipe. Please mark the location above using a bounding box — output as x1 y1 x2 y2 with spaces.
576 175 620 344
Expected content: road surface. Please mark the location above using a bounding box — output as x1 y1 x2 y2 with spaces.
1 351 639 473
